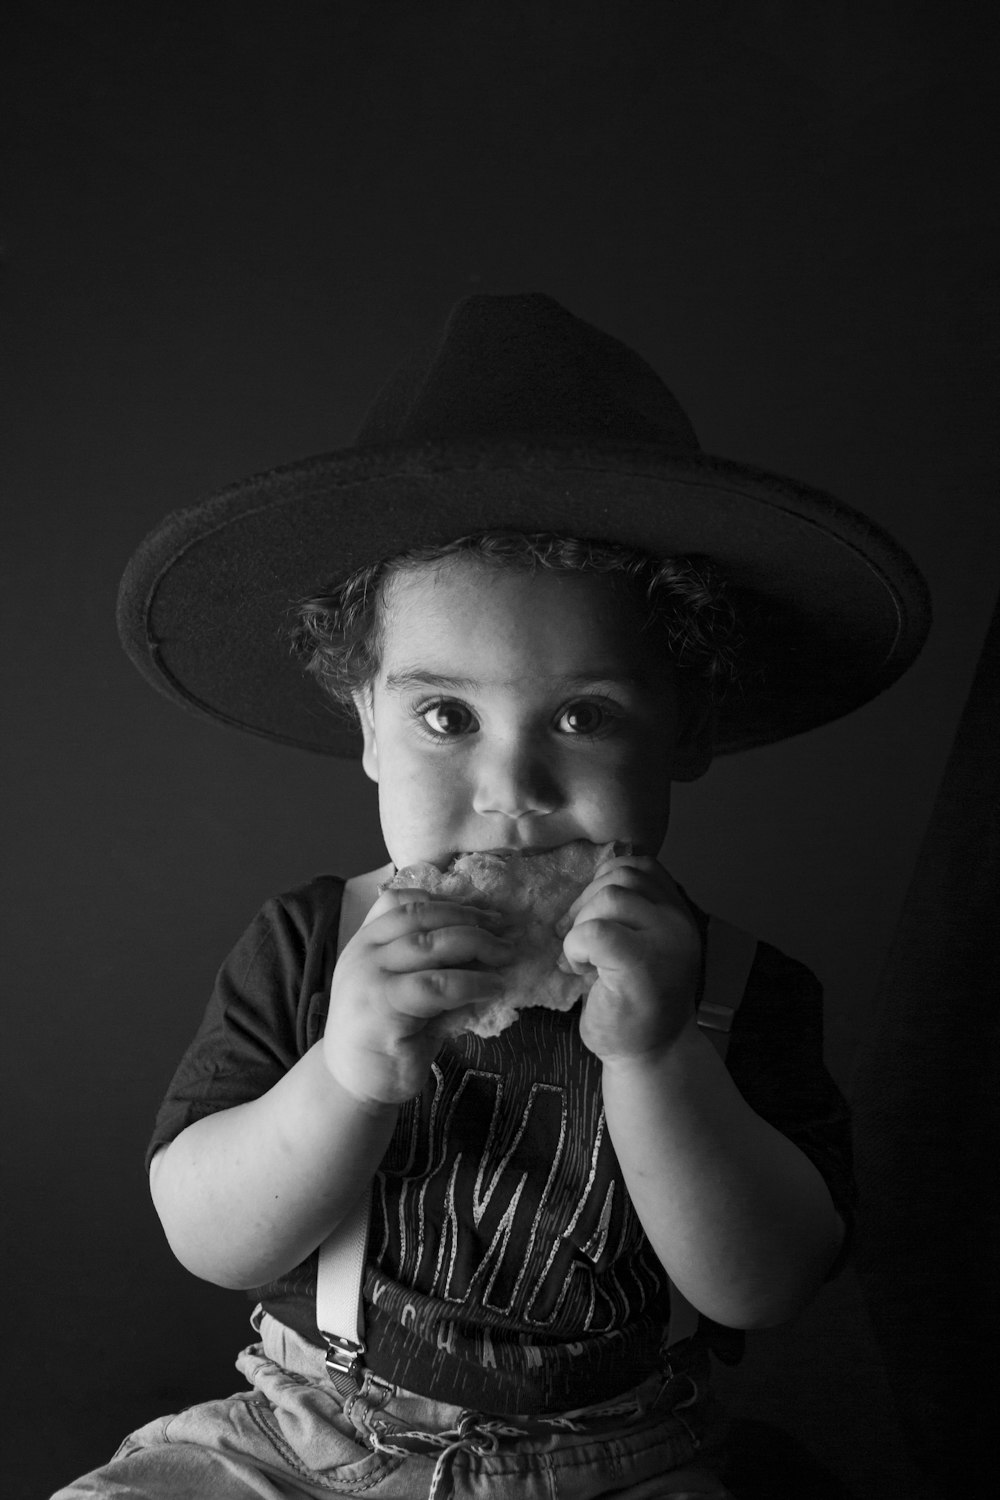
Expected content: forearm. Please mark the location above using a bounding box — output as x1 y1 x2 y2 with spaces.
602 1022 845 1328
149 1043 398 1290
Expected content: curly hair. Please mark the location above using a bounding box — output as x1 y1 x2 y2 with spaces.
289 532 743 715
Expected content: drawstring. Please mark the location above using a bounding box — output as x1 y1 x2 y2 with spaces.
663 1369 702 1447
427 1436 479 1500
365 1391 660 1499
368 1413 511 1500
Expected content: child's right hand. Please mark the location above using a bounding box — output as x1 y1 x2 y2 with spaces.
323 889 513 1107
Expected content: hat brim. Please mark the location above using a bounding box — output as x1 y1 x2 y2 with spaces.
117 438 931 756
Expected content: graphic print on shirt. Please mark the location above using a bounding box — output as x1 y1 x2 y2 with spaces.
370 1012 667 1334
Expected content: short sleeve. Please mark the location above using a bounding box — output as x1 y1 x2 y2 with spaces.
144 877 344 1172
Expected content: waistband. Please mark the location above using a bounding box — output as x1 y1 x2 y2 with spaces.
250 1304 705 1437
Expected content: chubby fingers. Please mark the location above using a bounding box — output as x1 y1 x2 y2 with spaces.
384 963 507 1020
364 890 513 965
555 855 676 938
556 857 698 985
560 908 647 979
350 889 514 1017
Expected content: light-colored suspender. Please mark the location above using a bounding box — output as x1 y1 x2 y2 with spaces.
663 913 758 1344
316 867 758 1383
317 863 392 1383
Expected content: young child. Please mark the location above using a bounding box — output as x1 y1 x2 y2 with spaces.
56 294 930 1498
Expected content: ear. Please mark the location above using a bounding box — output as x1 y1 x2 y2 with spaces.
671 694 715 783
352 688 379 783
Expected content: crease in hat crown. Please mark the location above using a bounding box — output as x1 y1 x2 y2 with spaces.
353 293 703 450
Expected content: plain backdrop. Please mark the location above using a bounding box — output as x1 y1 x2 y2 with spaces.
3 5 996 1497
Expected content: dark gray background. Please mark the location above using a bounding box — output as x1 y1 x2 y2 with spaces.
3 4 996 1497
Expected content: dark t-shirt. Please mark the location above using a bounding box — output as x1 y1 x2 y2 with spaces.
147 875 856 1414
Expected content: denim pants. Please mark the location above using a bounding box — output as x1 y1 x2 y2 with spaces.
51 1308 735 1499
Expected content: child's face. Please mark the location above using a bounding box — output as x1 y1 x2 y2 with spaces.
353 555 711 869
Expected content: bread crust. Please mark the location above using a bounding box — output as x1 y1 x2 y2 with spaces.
383 840 621 1037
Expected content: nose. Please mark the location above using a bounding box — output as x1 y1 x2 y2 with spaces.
471 736 561 820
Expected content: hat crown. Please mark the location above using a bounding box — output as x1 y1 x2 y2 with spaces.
117 290 931 759
355 293 702 451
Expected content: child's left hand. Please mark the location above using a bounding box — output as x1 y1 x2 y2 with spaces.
557 853 702 1062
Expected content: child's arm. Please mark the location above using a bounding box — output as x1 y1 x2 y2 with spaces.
150 890 512 1290
561 855 846 1330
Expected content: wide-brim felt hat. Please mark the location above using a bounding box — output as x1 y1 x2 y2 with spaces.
117 293 931 756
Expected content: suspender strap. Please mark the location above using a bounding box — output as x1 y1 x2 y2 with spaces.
698 914 759 1056
316 880 758 1379
316 864 392 1387
663 914 758 1346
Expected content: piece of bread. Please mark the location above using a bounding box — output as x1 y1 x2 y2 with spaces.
382 839 622 1037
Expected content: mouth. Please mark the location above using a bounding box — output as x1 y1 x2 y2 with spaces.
456 839 597 861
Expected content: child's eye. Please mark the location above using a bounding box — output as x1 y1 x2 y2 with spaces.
418 700 478 738
556 700 612 736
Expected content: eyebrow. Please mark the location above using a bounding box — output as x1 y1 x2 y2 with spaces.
382 668 649 694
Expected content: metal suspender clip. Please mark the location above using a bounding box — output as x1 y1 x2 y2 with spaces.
322 1331 366 1383
695 1000 737 1035
317 864 394 1394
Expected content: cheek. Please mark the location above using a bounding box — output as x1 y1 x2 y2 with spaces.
380 746 461 819
589 737 674 828
375 751 471 866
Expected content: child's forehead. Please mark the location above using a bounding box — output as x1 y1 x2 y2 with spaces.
378 553 668 683
382 553 644 632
